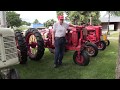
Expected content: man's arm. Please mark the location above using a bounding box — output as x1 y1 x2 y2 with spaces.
52 23 56 45
52 30 55 45
69 24 76 27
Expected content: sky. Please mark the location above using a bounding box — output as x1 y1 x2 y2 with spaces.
15 11 107 24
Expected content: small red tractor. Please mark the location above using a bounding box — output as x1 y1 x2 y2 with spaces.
101 32 110 46
84 25 107 50
24 25 102 66
48 26 98 57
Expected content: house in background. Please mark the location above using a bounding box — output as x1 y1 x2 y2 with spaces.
100 16 120 31
30 23 46 30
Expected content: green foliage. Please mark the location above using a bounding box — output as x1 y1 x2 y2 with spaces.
21 21 31 26
44 19 56 28
6 11 22 28
56 11 64 16
33 19 39 24
107 11 120 16
64 11 101 25
17 25 29 31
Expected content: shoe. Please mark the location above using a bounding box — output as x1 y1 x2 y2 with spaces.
58 62 62 65
54 64 58 68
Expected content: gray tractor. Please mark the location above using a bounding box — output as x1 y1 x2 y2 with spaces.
0 11 28 79
0 28 20 79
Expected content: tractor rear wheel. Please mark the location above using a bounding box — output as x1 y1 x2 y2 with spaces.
25 28 45 61
73 50 90 66
86 42 98 57
98 41 106 50
105 40 110 46
15 31 27 64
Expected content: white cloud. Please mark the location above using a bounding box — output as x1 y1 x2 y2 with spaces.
15 11 58 23
15 11 107 24
100 11 107 17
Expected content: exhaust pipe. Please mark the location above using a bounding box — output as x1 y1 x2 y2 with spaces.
90 16 92 25
0 11 7 28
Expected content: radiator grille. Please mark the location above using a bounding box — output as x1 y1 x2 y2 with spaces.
3 36 18 60
4 42 16 48
3 36 15 42
6 53 18 60
5 48 17 54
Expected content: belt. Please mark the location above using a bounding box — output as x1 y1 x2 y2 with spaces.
55 37 65 39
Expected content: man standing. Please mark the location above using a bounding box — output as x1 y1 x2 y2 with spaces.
52 15 76 68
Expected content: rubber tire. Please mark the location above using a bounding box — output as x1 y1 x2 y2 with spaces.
105 40 110 46
15 31 27 64
98 41 106 50
9 68 20 79
25 28 45 61
86 42 98 57
73 50 90 66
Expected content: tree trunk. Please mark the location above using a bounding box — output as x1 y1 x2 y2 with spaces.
116 32 120 79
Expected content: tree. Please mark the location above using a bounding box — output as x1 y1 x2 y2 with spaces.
6 11 22 28
44 19 56 28
33 19 39 24
56 11 64 16
21 21 31 26
107 11 120 16
64 11 100 25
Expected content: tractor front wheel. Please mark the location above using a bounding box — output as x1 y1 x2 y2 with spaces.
98 41 106 50
86 43 98 57
73 50 90 66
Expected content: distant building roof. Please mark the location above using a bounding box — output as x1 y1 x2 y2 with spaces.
30 23 45 28
100 16 120 23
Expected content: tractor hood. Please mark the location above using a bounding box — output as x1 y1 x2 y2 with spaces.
0 28 14 37
85 26 102 30
85 26 95 30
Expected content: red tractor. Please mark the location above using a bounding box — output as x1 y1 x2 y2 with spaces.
84 25 107 50
24 27 92 66
24 24 102 66
51 26 98 57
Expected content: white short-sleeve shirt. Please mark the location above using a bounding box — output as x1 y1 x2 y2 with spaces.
53 22 69 37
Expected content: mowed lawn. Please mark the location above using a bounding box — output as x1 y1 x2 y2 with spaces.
109 31 119 37
13 37 118 79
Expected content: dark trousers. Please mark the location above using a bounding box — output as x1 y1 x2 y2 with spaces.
54 37 66 65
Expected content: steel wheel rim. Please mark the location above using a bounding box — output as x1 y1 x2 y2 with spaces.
26 33 38 58
76 54 84 64
87 46 95 56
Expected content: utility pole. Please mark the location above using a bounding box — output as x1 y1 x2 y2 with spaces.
107 11 110 35
0 11 7 28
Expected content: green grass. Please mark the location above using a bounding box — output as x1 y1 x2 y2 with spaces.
13 39 118 79
109 32 119 37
